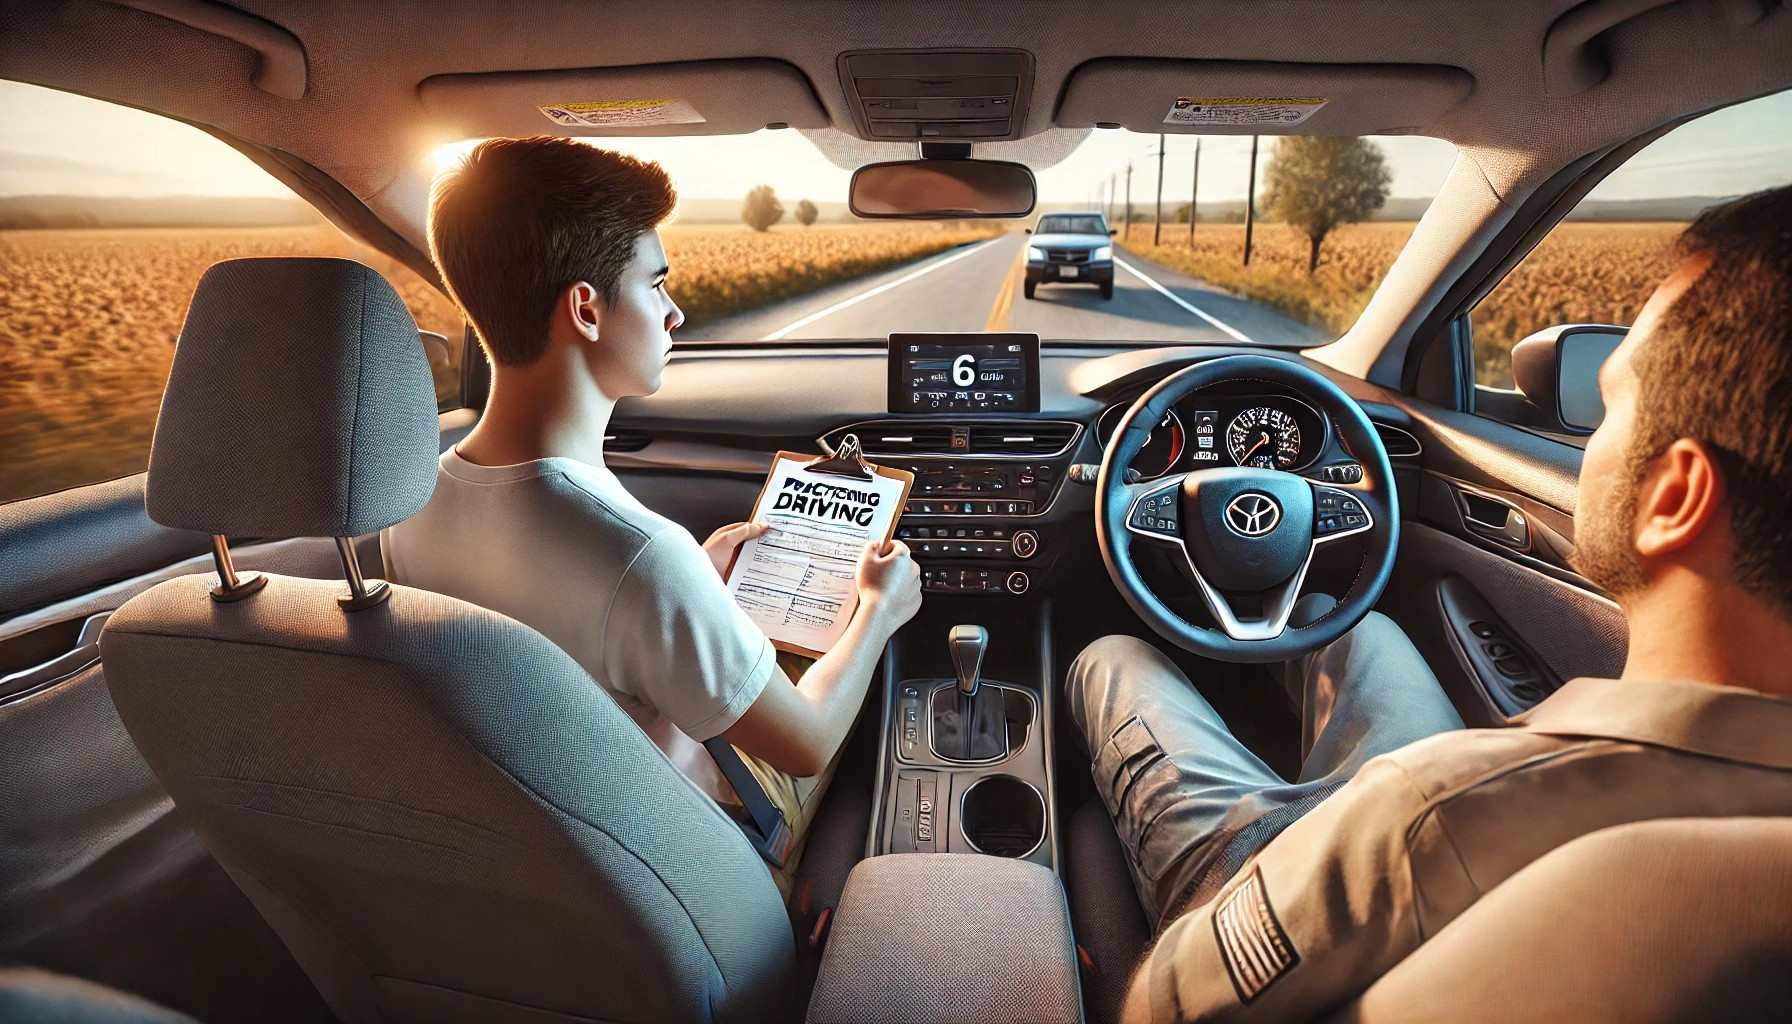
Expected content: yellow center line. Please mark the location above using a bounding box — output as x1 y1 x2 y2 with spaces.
983 238 1028 331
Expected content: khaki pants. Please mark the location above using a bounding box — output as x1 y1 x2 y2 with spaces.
724 651 839 899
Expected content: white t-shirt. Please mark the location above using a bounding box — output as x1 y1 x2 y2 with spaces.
384 449 777 796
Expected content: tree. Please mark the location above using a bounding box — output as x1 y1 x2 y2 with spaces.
795 198 818 226
741 185 784 232
1261 137 1391 275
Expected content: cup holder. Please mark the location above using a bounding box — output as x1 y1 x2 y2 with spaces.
960 775 1045 858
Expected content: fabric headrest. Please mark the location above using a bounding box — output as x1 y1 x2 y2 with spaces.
146 257 439 538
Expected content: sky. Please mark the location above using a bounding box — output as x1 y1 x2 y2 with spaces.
3 77 1789 208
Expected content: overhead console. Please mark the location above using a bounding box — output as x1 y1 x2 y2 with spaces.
838 49 1034 142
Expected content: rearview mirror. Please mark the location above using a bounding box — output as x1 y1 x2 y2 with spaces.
1511 324 1626 433
849 159 1036 219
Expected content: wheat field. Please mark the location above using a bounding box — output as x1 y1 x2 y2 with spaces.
1120 220 1683 387
0 222 996 503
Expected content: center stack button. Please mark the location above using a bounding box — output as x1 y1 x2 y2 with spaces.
1011 530 1039 559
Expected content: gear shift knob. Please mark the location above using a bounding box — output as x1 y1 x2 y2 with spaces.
950 624 988 698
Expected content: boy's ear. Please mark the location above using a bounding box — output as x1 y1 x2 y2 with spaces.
562 281 601 341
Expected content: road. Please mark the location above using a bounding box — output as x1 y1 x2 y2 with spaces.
678 231 1326 345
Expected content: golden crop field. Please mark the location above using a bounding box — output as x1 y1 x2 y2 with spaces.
662 222 998 325
1 222 996 503
1120 220 1683 387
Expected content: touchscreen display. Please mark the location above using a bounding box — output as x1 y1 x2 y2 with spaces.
888 333 1041 413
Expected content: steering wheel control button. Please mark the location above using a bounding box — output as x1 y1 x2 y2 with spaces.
1313 485 1372 540
1321 462 1365 484
1012 530 1039 559
1005 571 1030 595
1128 482 1182 537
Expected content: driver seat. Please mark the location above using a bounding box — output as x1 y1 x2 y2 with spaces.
98 258 796 1023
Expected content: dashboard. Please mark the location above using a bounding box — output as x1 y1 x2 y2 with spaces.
612 337 1418 599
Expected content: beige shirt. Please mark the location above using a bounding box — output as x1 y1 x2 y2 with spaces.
384 450 777 804
1137 677 1792 1022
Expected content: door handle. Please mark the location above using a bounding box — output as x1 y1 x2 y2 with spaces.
0 611 111 701
1457 488 1531 551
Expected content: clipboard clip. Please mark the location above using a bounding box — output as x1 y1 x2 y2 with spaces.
805 433 875 480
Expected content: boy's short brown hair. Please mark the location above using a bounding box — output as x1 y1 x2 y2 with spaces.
429 136 675 367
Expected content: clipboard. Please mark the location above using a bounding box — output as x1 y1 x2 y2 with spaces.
724 434 914 658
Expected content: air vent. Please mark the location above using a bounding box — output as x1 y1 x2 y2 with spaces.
970 422 1079 455
826 420 1079 457
1374 422 1422 458
603 431 652 453
856 425 959 455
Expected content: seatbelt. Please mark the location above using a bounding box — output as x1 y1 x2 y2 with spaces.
703 738 793 869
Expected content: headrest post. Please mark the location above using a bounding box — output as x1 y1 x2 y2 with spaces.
334 537 392 611
208 535 267 603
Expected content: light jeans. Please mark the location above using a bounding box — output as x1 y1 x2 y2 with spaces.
1065 598 1464 926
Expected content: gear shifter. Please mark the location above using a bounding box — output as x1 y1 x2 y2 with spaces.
950 625 988 760
933 624 1005 761
950 625 988 700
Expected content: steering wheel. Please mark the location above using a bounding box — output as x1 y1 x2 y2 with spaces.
1095 354 1399 664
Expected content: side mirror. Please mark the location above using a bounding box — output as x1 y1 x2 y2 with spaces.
1108 229 1117 236
1511 324 1626 433
1023 227 1032 234
419 329 452 369
849 158 1037 219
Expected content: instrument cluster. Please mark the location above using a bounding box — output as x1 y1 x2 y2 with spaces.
1094 393 1329 479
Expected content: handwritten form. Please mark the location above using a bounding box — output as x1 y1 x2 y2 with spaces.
726 455 908 656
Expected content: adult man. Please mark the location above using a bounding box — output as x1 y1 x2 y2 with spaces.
1065 184 1792 1021
385 137 921 888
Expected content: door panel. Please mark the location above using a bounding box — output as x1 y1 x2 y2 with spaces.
1 478 342 1023
1375 399 1627 727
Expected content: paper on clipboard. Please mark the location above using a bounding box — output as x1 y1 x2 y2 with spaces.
725 451 912 658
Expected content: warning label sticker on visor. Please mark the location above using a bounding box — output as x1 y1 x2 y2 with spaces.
538 99 705 128
1164 97 1328 127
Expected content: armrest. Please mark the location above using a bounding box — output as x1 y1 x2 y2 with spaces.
806 853 1083 1024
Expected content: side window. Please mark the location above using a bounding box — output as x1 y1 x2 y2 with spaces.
1 80 464 505
1471 89 1792 394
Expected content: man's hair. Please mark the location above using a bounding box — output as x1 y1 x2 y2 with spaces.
1631 184 1792 614
429 136 676 366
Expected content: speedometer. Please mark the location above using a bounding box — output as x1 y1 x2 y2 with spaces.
1226 406 1302 469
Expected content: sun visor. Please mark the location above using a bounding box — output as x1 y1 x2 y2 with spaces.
1057 60 1474 136
418 59 828 137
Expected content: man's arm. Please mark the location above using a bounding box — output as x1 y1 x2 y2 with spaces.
721 539 921 777
1122 757 1449 1023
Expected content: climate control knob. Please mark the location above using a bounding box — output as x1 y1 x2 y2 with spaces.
1011 530 1039 559
1005 571 1030 596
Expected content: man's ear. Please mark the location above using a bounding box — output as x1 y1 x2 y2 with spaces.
1634 438 1726 560
561 281 601 342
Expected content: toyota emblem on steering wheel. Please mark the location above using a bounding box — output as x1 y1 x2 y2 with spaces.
1224 493 1282 537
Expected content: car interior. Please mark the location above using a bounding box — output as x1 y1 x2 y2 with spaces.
3 2 1791 1022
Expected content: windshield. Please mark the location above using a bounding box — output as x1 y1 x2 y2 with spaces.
1036 214 1108 235
435 129 1456 347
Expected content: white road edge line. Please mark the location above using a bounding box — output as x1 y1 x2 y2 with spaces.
1114 255 1255 344
761 236 1007 340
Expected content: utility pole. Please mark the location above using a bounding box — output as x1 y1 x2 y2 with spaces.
1107 172 1116 221
1189 137 1201 247
1124 161 1133 239
1153 133 1166 246
1243 135 1259 266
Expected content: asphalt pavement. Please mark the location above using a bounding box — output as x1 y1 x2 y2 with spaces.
677 231 1326 346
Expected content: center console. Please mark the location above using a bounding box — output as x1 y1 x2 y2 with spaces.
870 616 1060 871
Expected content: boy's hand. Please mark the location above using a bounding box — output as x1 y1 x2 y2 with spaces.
855 539 922 636
702 521 769 578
